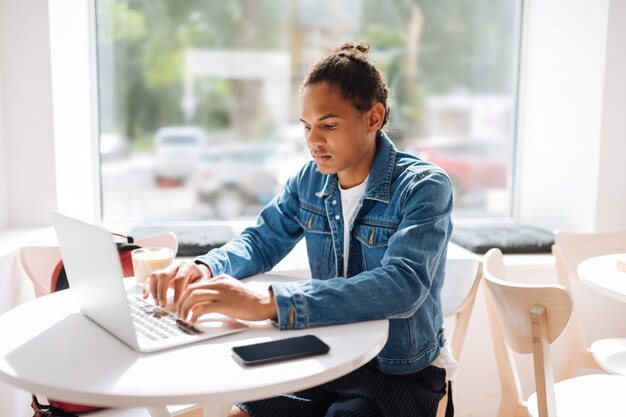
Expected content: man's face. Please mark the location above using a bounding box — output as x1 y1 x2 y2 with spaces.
299 82 379 189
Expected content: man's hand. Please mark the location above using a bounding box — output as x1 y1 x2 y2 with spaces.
143 260 212 307
176 275 278 323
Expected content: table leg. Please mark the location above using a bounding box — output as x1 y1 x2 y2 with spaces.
146 406 172 417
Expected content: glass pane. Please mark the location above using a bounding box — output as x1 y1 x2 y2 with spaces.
96 0 521 223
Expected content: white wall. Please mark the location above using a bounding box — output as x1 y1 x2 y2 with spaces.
0 0 57 228
0 3 63 413
48 0 99 223
517 0 626 233
0 0 99 228
595 0 626 231
0 50 7 229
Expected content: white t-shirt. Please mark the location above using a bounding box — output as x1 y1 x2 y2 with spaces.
338 178 369 278
338 177 459 380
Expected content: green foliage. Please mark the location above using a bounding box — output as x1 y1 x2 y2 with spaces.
113 2 146 41
98 0 520 142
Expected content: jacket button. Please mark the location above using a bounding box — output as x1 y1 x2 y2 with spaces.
332 200 337 205
335 215 340 220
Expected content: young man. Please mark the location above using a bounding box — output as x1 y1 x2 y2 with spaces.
148 41 454 417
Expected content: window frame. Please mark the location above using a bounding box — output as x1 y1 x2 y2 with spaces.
52 0 524 229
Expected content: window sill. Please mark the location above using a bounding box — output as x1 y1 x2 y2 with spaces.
0 227 56 258
0 227 555 277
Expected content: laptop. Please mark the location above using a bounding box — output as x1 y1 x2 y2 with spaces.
51 211 247 353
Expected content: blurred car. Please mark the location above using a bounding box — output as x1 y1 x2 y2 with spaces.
153 126 206 186
404 140 510 196
195 142 282 218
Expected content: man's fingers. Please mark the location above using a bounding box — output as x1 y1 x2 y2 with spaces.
189 302 214 323
147 262 175 302
174 262 208 304
152 269 170 307
173 262 196 303
148 270 159 302
178 287 219 320
153 263 180 306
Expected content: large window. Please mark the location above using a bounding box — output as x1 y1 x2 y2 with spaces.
96 0 522 224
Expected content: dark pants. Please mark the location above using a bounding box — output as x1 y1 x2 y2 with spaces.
237 363 446 417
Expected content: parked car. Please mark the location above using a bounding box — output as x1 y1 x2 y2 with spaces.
404 140 510 196
195 142 282 218
153 126 206 186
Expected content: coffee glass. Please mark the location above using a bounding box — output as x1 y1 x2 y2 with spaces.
131 247 174 286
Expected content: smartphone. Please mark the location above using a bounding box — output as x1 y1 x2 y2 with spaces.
232 334 330 366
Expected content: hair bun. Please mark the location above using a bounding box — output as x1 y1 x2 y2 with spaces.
334 41 370 58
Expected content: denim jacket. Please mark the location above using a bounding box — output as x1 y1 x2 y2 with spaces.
196 132 453 374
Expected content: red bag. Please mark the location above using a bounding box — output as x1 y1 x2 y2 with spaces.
51 238 140 293
31 395 96 416
31 235 140 416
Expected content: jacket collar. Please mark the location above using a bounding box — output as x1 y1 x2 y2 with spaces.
317 131 396 203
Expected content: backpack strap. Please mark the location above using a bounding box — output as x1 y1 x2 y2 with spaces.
50 260 67 293
31 395 79 417
113 233 134 244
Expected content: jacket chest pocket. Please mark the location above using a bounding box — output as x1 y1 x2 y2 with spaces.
296 208 330 234
353 224 396 268
296 208 333 277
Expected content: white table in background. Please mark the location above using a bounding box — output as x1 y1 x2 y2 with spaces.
0 272 388 417
578 253 626 303
578 253 626 375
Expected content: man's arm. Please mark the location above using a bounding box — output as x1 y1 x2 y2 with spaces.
195 173 305 278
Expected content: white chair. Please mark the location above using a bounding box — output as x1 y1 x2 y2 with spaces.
483 248 626 417
436 257 483 417
134 232 178 255
552 229 626 378
19 232 199 417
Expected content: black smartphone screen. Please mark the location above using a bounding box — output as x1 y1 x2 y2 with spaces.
232 335 330 366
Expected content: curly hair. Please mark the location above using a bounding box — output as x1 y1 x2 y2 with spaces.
301 41 391 131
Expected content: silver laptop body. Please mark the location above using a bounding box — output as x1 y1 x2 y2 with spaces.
51 212 246 352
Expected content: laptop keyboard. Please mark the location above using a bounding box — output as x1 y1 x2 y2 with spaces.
128 297 202 341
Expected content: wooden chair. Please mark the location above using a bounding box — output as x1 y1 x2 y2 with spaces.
552 229 626 378
436 257 483 417
19 232 199 417
483 248 626 417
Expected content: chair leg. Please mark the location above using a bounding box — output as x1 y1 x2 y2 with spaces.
514 403 529 417
558 346 600 381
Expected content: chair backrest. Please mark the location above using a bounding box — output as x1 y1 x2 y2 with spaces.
483 248 573 417
440 257 482 360
435 257 482 417
19 246 62 298
135 232 178 256
19 232 178 298
552 229 626 378
553 230 626 281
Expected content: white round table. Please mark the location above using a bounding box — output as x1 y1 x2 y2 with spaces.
578 253 626 303
578 254 626 375
0 273 388 417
